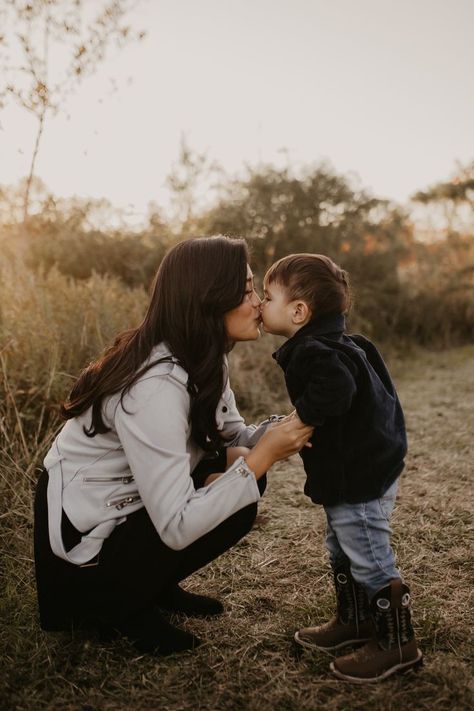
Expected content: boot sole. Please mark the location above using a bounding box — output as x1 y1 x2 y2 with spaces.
294 631 372 652
329 649 423 683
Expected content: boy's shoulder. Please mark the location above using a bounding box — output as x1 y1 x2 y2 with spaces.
293 331 384 370
346 332 375 347
291 333 335 359
297 331 375 354
345 332 385 360
287 334 353 371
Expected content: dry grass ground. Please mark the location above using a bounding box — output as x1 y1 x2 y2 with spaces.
1 337 473 710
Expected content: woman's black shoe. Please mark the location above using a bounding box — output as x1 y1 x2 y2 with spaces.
157 584 224 617
117 606 201 655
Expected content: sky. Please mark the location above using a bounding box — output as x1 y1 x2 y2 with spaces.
1 0 473 224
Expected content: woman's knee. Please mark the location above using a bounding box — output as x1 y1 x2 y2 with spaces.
226 446 251 467
257 473 267 496
231 501 258 536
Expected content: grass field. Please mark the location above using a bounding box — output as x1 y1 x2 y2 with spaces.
1 344 473 710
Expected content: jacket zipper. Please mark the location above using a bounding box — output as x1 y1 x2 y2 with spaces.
106 493 141 510
84 475 134 484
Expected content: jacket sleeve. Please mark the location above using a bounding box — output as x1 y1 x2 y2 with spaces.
114 374 261 551
217 381 281 447
293 349 358 426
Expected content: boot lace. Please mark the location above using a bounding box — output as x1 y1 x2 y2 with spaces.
373 593 414 650
335 571 355 624
335 570 369 625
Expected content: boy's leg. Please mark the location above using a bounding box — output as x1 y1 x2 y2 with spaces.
324 481 422 682
324 481 400 599
294 515 372 651
325 518 350 570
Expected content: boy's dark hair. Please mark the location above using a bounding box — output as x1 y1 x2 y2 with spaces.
264 253 351 318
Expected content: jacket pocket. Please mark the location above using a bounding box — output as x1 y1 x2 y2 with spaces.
105 493 141 510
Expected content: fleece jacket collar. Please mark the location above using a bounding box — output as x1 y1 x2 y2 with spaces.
272 313 346 370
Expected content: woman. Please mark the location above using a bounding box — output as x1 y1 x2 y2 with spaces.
34 236 313 655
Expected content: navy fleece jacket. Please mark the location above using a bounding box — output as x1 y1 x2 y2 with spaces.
273 314 407 506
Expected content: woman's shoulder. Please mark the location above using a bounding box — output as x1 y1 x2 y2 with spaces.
143 342 189 386
103 343 190 422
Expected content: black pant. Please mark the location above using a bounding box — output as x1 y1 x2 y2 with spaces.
33 452 266 630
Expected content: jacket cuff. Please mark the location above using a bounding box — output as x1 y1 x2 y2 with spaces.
205 453 261 500
230 415 284 448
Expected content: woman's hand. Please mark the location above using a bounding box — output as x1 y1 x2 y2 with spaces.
245 415 314 478
261 415 314 458
278 410 312 446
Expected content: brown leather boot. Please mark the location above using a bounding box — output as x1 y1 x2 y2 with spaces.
294 565 373 651
330 578 423 682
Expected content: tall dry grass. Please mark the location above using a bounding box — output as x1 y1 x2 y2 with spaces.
1 260 145 466
0 261 150 611
1 259 148 405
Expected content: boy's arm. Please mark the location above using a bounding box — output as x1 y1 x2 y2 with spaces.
293 350 357 427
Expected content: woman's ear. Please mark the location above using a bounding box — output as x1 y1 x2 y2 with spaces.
292 300 310 325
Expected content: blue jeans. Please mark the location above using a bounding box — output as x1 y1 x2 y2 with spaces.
324 480 401 600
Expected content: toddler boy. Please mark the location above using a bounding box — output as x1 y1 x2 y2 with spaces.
260 253 422 683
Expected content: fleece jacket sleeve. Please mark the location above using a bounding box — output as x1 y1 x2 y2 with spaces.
293 349 358 426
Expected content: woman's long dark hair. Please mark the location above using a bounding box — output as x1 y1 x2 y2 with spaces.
61 236 249 450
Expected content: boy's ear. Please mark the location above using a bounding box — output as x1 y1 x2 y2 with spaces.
292 300 310 324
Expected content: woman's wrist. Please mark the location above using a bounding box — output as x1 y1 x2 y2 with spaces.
245 447 274 479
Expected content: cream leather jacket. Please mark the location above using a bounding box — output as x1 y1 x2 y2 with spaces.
44 343 273 565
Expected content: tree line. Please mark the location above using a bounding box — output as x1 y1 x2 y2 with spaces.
1 158 473 347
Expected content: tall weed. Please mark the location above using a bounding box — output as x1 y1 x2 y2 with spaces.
0 260 148 494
